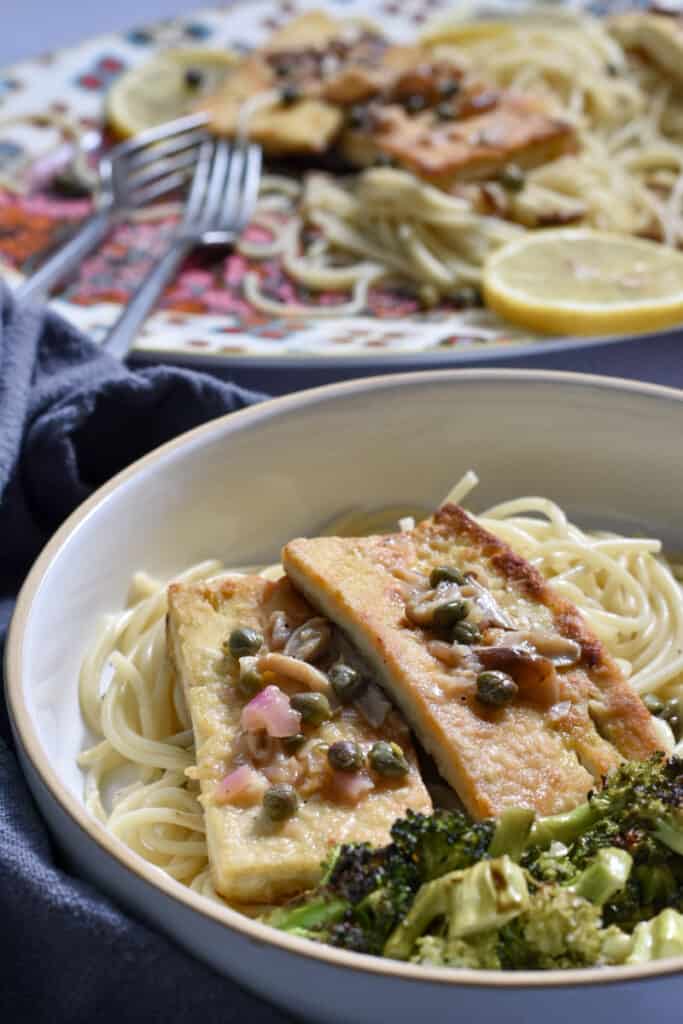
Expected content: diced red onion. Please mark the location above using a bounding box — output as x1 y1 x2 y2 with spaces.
215 764 257 803
332 770 374 805
241 684 302 738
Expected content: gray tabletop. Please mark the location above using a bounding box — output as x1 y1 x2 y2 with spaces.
1 0 208 68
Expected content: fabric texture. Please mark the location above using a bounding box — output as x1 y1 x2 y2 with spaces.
0 283 292 1024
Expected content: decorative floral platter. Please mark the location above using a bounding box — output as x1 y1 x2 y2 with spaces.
0 0 653 370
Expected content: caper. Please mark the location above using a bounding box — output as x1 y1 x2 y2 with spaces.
348 105 369 129
430 566 466 588
262 784 298 822
237 667 264 699
661 697 682 723
661 699 683 738
439 77 461 99
291 692 331 726
280 83 301 106
329 663 364 703
453 285 482 309
643 693 664 715
476 670 518 707
498 163 525 192
435 101 456 121
226 627 263 659
368 740 409 777
432 599 469 630
184 67 204 89
328 740 364 772
405 94 426 114
282 733 306 754
452 621 481 646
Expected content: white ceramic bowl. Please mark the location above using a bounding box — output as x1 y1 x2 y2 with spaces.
7 369 683 1024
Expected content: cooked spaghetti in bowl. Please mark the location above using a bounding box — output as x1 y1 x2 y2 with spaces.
8 371 683 1020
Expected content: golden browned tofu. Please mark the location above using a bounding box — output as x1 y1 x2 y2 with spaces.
349 94 575 185
167 573 430 904
201 12 466 155
201 53 343 155
283 504 662 820
611 11 683 85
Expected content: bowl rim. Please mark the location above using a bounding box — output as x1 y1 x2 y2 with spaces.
7 367 683 991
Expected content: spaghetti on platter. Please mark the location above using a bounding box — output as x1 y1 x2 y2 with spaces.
230 11 683 318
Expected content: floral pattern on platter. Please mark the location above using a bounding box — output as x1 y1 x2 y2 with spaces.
0 0 653 360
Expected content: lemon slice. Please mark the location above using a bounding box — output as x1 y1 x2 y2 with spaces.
482 229 683 336
107 49 238 138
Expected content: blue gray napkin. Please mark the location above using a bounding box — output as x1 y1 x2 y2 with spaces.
0 283 292 1024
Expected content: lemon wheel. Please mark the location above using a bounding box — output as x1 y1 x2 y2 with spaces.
482 229 683 336
106 49 238 138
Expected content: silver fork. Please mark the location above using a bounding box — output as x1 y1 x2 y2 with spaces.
103 136 262 360
17 112 210 303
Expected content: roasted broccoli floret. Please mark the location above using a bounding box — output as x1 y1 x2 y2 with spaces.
499 886 607 970
268 758 683 967
391 808 495 882
384 857 530 960
525 755 683 929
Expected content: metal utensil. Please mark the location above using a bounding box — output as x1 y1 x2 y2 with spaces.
102 136 262 360
17 112 210 303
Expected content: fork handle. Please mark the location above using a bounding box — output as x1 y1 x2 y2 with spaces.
102 237 194 360
16 207 112 303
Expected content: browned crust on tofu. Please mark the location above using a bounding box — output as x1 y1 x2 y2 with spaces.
432 504 659 763
282 505 662 820
363 95 576 184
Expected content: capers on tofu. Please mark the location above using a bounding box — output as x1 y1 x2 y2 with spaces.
329 662 364 704
435 101 456 121
328 740 364 773
429 566 466 588
642 693 664 715
452 620 481 645
237 666 264 699
184 67 203 89
405 94 426 114
476 670 518 707
498 163 525 192
281 733 306 754
262 784 298 822
432 599 469 630
280 83 301 106
438 77 461 100
368 741 409 778
226 627 263 659
290 691 331 726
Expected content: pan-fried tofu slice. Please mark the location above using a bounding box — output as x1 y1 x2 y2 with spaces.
344 94 575 185
283 504 662 820
201 12 466 155
167 573 430 904
611 12 683 85
201 54 343 155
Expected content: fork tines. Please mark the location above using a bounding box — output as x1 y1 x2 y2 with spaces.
188 137 262 242
108 111 211 208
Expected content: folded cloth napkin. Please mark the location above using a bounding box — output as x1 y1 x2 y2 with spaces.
0 284 293 1024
